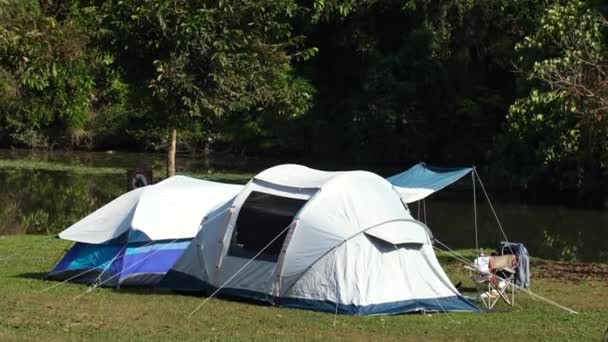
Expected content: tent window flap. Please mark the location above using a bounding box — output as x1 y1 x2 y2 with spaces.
228 191 307 261
364 221 429 245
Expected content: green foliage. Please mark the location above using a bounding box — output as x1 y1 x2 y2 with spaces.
0 0 102 147
503 0 608 202
0 0 606 205
88 0 315 127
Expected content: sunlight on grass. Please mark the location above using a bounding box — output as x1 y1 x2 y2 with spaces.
0 235 606 341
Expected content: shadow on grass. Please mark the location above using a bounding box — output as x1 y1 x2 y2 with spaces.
13 272 474 314
13 271 48 280
113 286 269 306
93 286 274 310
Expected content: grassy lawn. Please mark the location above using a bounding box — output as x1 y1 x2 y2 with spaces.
0 235 606 341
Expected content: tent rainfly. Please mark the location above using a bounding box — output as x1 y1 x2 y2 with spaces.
48 176 243 287
160 164 479 315
387 162 473 203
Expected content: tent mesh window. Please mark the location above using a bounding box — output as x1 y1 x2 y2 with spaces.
228 191 307 261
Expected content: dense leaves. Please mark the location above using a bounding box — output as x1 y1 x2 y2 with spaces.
83 0 315 175
91 0 312 117
503 0 608 204
0 0 606 205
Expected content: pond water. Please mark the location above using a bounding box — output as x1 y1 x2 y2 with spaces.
418 198 608 263
0 149 606 262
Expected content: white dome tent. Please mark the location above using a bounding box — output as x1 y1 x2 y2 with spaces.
160 165 479 315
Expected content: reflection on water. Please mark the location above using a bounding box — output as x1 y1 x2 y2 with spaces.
0 170 122 235
0 149 606 262
413 199 608 263
0 148 259 236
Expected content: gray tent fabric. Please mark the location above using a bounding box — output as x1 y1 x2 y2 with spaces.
159 200 235 293
158 238 210 292
496 241 530 288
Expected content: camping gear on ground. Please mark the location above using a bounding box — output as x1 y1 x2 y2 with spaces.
389 163 578 314
466 254 518 309
48 176 243 287
496 241 530 288
160 164 479 315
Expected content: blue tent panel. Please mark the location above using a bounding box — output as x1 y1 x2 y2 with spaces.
48 242 125 286
48 240 191 287
118 240 191 286
278 295 481 315
387 163 473 202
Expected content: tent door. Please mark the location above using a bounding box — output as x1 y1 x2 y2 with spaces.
216 190 308 294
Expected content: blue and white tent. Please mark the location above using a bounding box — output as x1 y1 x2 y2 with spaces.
160 164 479 315
387 163 473 203
48 176 243 287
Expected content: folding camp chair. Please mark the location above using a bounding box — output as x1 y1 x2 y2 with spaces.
465 254 518 309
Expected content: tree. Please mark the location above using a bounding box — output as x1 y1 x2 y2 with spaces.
506 0 608 204
0 0 103 147
87 0 314 176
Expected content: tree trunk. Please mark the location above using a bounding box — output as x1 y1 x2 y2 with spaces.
167 123 177 177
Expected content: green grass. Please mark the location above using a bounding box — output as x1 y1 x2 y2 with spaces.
0 159 125 175
0 235 606 341
0 158 254 184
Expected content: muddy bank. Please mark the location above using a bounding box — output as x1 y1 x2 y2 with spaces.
534 261 608 282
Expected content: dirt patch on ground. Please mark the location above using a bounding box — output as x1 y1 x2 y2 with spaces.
534 262 608 282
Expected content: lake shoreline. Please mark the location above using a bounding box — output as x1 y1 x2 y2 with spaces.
2 147 607 209
1 153 606 262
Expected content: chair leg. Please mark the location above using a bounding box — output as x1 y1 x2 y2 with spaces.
511 283 515 306
489 282 501 309
470 274 518 309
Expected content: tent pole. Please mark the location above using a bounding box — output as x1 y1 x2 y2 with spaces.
423 200 427 224
472 168 479 252
333 255 339 327
474 169 514 256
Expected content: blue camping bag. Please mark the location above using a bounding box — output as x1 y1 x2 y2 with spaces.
496 242 530 288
